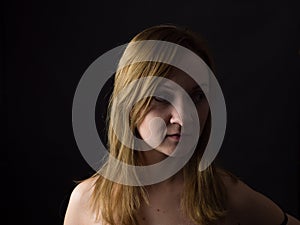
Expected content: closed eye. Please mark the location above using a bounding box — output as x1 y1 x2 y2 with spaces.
192 90 205 104
153 91 173 104
153 96 168 103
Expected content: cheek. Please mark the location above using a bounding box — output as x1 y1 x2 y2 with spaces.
137 111 167 148
137 117 151 140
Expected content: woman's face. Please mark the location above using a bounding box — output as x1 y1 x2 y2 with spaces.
136 68 210 160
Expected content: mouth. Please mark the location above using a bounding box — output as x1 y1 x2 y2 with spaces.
166 133 181 141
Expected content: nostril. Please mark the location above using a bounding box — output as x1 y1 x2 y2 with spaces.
169 114 183 126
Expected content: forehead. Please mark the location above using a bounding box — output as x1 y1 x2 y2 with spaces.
160 67 208 92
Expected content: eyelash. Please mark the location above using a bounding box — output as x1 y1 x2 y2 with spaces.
153 91 205 104
192 91 205 104
153 96 169 103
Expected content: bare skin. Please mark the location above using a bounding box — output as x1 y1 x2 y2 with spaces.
64 170 300 225
64 70 300 225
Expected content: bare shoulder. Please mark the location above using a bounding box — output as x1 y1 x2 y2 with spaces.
72 176 97 201
218 169 300 225
63 176 99 225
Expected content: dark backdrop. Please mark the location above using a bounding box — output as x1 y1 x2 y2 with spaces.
3 0 300 224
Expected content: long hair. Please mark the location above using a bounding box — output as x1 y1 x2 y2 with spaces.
88 24 236 225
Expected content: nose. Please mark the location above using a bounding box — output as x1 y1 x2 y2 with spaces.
169 106 183 126
168 96 194 127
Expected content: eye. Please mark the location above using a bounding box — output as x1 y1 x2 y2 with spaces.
153 92 172 104
192 90 205 104
153 96 168 103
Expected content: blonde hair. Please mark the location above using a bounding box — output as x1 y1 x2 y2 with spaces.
87 24 236 225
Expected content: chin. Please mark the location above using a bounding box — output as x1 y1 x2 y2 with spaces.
155 148 176 157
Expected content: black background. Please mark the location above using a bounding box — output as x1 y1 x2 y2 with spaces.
2 0 300 224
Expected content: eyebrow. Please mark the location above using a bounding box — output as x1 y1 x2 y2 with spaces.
189 83 208 91
192 86 202 91
158 84 173 90
193 83 209 93
159 82 207 89
195 83 208 88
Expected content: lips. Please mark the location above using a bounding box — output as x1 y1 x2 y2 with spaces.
166 133 181 141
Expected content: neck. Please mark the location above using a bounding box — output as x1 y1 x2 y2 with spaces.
137 149 184 190
145 168 184 194
137 149 168 165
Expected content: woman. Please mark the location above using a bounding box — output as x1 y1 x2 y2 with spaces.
64 24 300 225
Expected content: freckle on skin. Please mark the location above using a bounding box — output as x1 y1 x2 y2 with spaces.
157 209 160 212
142 217 146 221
